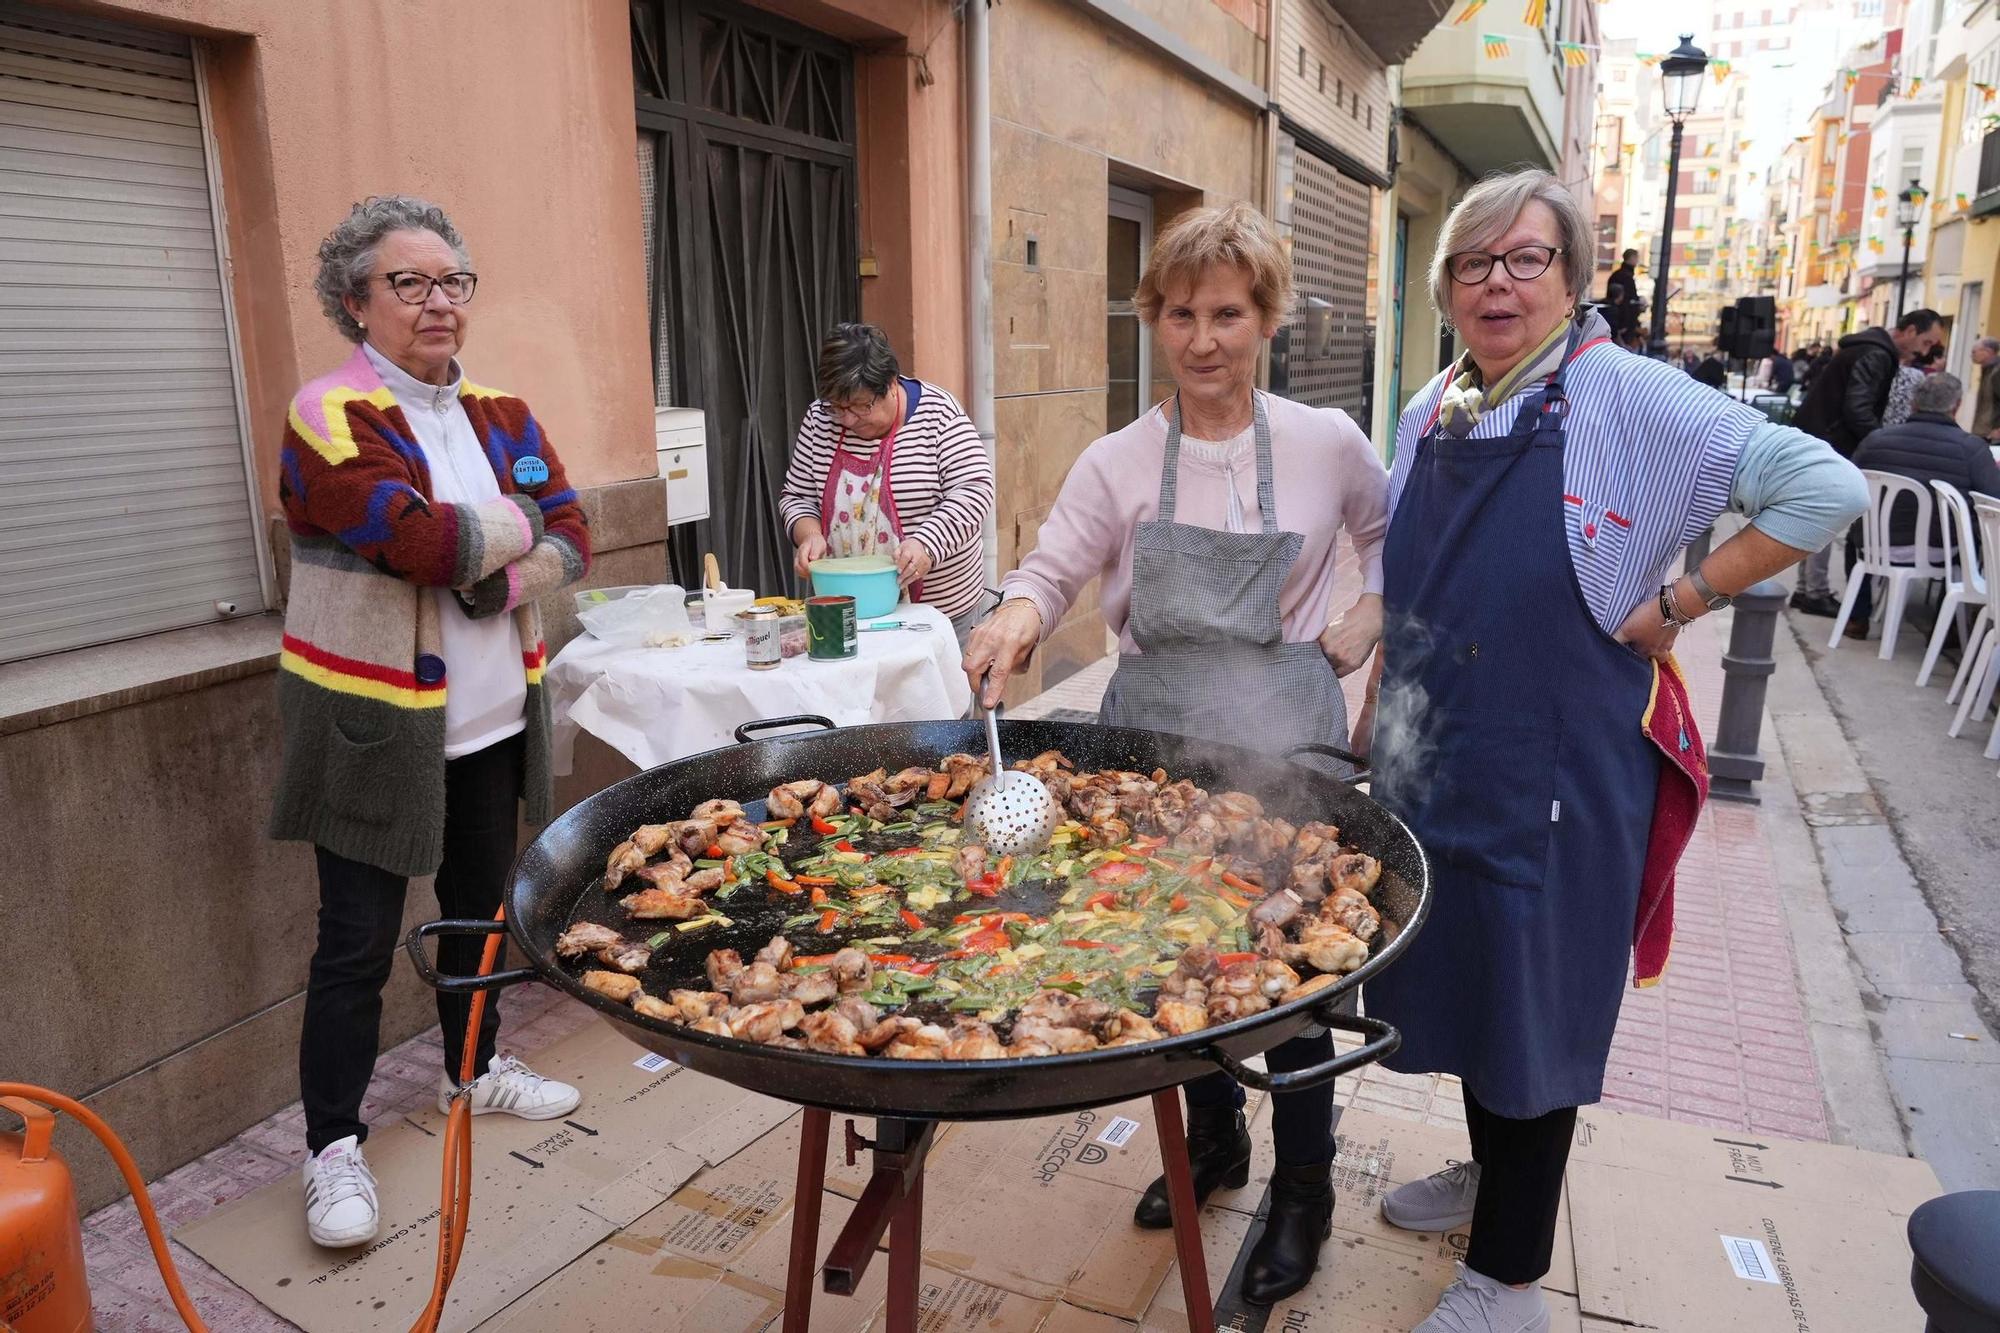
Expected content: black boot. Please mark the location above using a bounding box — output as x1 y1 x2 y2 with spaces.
1239 1161 1334 1304
1132 1105 1251 1229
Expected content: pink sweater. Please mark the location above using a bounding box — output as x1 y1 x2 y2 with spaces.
1001 393 1388 653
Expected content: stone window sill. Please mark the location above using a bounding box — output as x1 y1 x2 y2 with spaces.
0 614 285 737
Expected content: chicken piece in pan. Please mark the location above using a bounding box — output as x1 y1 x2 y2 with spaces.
690 798 744 824
632 994 678 1022
1208 792 1264 844
755 936 794 971
602 840 648 890
621 886 707 920
555 921 651 974
928 752 992 801
581 970 643 1003
1287 917 1369 974
884 766 936 795
1290 821 1343 863
725 962 786 1004
766 779 842 821
671 818 721 859
668 989 730 1022
1099 1010 1163 1047
692 1015 733 1038
882 1022 951 1060
1323 886 1380 942
941 1019 1006 1060
711 816 765 856
1237 817 1299 864
1008 1018 1099 1055
1154 998 1210 1035
855 1014 915 1052
1016 990 1111 1031
828 948 874 995
955 842 989 885
725 999 805 1044
781 970 838 1007
1328 852 1382 899
834 996 880 1032
798 1010 865 1055
1161 944 1218 998
706 948 743 991
1206 958 1301 1023
1172 810 1222 856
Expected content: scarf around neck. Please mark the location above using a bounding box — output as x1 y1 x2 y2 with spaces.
1436 312 1585 438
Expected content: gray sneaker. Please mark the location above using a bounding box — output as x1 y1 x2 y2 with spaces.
1413 1263 1549 1332
1381 1159 1480 1232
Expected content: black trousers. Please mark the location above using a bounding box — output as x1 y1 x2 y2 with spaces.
1182 1031 1336 1167
1462 1084 1577 1285
300 733 523 1153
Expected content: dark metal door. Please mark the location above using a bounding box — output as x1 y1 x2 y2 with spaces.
632 0 859 595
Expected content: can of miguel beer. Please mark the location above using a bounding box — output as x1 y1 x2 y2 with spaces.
739 605 782 670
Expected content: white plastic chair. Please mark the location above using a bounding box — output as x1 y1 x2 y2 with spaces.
1917 482 1990 687
1947 495 2000 759
1829 471 1946 658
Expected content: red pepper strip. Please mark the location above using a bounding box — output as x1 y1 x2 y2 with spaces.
1129 835 1167 853
898 961 939 976
1088 861 1146 884
955 911 1031 924
1083 890 1120 912
899 909 924 931
766 869 801 893
1060 938 1112 949
962 930 1008 954
834 839 857 853
852 885 891 897
809 886 828 905
938 948 971 960
1185 857 1215 878
1215 887 1253 909
794 874 838 887
964 873 1002 897
1170 893 1189 912
869 953 915 965
793 952 838 966
996 855 1014 882
886 847 925 857
816 909 839 933
1220 871 1263 896
810 813 838 834
1216 951 1260 968
706 844 725 858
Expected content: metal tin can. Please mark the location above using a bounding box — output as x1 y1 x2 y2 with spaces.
738 605 782 670
806 595 857 660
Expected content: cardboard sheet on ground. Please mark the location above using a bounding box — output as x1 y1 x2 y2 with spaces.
174 1021 787 1333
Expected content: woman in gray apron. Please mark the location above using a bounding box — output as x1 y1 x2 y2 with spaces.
966 201 1390 1303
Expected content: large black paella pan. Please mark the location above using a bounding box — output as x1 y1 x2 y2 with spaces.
408 717 1431 1121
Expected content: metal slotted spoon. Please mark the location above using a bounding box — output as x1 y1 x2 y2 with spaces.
962 689 1061 858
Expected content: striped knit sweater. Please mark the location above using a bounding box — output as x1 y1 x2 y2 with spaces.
778 379 993 618
268 344 590 878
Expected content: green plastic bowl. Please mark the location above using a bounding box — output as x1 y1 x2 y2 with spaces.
808 555 901 619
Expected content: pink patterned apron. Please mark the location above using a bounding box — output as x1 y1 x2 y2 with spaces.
818 391 921 601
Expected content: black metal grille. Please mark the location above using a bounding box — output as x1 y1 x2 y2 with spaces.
1274 137 1375 425
1976 127 2000 217
632 0 859 596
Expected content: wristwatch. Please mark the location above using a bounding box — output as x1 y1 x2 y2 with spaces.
1686 565 1733 612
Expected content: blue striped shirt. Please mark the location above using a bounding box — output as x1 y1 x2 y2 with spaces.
1389 344 1753 635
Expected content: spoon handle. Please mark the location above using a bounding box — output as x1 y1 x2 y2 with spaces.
982 677 1005 774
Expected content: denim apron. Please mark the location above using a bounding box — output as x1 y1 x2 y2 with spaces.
1366 337 1659 1119
1099 391 1350 1160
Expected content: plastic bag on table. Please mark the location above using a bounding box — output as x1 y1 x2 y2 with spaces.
575 584 695 648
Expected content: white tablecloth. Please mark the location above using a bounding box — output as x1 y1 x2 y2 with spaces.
548 601 971 773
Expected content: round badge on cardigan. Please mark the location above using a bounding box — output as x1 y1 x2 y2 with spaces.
512 455 550 487
415 654 447 685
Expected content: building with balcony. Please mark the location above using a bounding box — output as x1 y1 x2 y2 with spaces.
1922 0 2000 400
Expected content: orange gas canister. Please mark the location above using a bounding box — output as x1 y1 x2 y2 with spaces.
0 1096 91 1333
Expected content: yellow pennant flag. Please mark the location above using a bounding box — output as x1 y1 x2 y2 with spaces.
1483 33 1510 58
1454 0 1487 24
1523 0 1548 25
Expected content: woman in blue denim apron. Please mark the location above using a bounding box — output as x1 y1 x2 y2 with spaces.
1355 171 1866 1333
968 202 1390 1303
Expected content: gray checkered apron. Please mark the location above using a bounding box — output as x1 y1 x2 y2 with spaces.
1097 392 1349 763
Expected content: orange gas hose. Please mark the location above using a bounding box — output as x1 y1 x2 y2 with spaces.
0 904 506 1332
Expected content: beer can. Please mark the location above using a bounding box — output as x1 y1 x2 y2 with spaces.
738 605 782 670
806 595 857 660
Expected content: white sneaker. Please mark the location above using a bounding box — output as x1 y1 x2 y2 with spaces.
1413 1263 1550 1333
303 1136 379 1248
437 1054 580 1120
1383 1159 1481 1233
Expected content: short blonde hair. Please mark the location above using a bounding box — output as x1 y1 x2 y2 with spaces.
1134 201 1293 329
1428 168 1593 329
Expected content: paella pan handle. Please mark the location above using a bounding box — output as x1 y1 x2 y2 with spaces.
403 919 539 993
1281 740 1371 786
733 714 837 744
1199 1010 1401 1094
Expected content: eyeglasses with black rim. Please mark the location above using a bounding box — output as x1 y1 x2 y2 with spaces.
375 270 478 305
1445 245 1564 285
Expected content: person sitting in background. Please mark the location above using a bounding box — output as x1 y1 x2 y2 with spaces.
1971 337 2000 442
1788 309 1944 616
1842 372 2000 638
1766 348 1794 394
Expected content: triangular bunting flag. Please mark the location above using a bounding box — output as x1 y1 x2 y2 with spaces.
1453 0 1486 24
1483 33 1510 57
1523 0 1548 25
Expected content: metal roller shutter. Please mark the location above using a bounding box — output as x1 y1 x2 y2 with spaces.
0 1 263 663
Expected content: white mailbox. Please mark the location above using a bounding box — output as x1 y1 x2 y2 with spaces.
655 407 708 527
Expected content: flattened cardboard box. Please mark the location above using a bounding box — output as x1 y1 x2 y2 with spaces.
175 1022 780 1333
1565 1106 1940 1333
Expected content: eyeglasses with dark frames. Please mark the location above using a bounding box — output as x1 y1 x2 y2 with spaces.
376 270 478 305
1445 245 1564 285
824 393 885 425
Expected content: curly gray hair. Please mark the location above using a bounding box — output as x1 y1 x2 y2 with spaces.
1428 168 1595 330
313 195 470 343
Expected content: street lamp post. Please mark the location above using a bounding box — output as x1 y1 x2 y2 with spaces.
1649 35 1710 359
1894 178 1925 321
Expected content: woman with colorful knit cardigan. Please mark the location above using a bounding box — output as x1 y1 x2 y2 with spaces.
269 196 591 1250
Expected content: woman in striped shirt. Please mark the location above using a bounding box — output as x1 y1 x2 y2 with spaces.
780 324 994 638
1357 168 1866 1333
